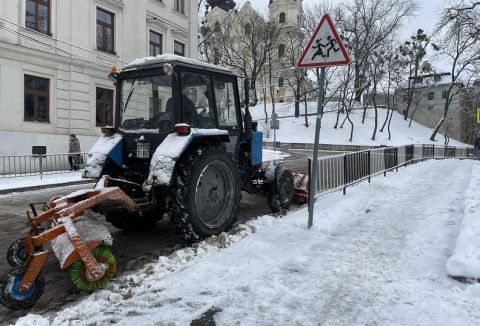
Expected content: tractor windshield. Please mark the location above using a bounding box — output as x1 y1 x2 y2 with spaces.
119 74 173 133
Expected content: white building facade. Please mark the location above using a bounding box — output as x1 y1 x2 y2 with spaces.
0 0 198 155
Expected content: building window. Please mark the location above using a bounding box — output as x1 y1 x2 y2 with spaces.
402 94 408 102
214 22 221 33
442 90 447 99
24 75 49 122
434 74 441 82
428 92 434 100
278 44 285 57
25 0 50 35
279 12 286 23
174 40 185 56
96 7 115 54
415 76 423 84
278 77 284 87
96 88 113 126
149 30 162 56
174 0 185 14
245 23 251 35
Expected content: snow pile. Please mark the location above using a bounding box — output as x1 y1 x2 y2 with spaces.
0 172 84 192
83 133 123 179
16 159 480 325
262 149 289 162
447 161 480 279
126 54 232 73
251 102 468 147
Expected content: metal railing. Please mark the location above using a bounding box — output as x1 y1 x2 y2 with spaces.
313 144 474 196
0 153 88 179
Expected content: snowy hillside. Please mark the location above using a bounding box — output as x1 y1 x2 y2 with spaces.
250 102 468 147
17 160 480 325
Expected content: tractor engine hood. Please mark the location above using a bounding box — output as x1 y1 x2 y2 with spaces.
83 133 124 179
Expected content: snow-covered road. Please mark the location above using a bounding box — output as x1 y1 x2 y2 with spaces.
18 160 480 326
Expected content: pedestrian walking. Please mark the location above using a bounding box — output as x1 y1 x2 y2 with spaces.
68 134 81 170
475 133 480 160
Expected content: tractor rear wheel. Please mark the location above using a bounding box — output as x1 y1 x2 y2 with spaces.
169 147 241 240
267 166 295 213
0 266 45 310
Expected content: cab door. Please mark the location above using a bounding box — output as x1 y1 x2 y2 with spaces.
212 74 242 157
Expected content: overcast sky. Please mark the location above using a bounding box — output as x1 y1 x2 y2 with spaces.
241 0 447 41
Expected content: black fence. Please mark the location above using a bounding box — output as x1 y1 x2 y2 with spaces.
312 144 474 197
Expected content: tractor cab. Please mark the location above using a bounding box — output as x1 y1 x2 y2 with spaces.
110 56 247 170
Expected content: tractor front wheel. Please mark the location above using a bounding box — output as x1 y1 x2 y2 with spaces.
0 266 45 310
67 245 116 291
169 147 241 240
267 167 295 213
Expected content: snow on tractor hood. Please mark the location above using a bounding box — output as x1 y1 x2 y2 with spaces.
83 133 123 179
143 129 229 190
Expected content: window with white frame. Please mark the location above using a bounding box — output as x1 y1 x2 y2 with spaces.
174 0 185 14
174 40 185 56
149 30 163 56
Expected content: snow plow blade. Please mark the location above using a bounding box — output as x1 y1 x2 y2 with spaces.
292 172 309 205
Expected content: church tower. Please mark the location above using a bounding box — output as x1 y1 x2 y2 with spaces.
268 0 303 27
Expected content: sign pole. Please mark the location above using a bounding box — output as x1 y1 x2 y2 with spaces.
308 67 326 228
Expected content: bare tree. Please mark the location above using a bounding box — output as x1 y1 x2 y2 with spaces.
397 29 437 121
430 12 480 141
205 6 281 91
337 0 418 102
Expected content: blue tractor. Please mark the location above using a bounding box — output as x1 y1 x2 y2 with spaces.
84 55 295 239
0 55 297 310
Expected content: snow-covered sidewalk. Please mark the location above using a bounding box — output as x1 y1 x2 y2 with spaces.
18 160 480 326
0 172 86 192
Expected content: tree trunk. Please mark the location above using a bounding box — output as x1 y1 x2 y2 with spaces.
263 86 268 123
380 106 389 132
387 105 394 140
371 93 378 141
334 103 341 129
294 93 300 118
304 97 309 127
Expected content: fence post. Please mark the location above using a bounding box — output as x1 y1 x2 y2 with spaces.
308 158 313 207
395 148 398 172
368 150 371 183
39 154 43 180
343 154 347 195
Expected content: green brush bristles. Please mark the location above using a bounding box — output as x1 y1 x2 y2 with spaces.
68 246 116 291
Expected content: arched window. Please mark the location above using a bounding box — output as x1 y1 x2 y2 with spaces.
279 12 286 23
278 77 284 87
278 44 285 57
245 23 252 35
214 22 220 33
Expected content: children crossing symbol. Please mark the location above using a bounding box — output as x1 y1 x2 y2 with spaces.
297 14 349 68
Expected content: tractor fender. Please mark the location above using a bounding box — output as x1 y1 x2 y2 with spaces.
143 129 230 191
83 133 123 179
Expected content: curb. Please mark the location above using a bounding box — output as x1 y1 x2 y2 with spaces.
0 179 94 195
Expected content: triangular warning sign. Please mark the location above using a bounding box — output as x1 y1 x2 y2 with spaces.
297 14 350 68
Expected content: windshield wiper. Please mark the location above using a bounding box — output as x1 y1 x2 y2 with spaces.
123 78 137 112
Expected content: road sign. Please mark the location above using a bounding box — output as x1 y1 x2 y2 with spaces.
297 14 351 228
297 14 350 68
